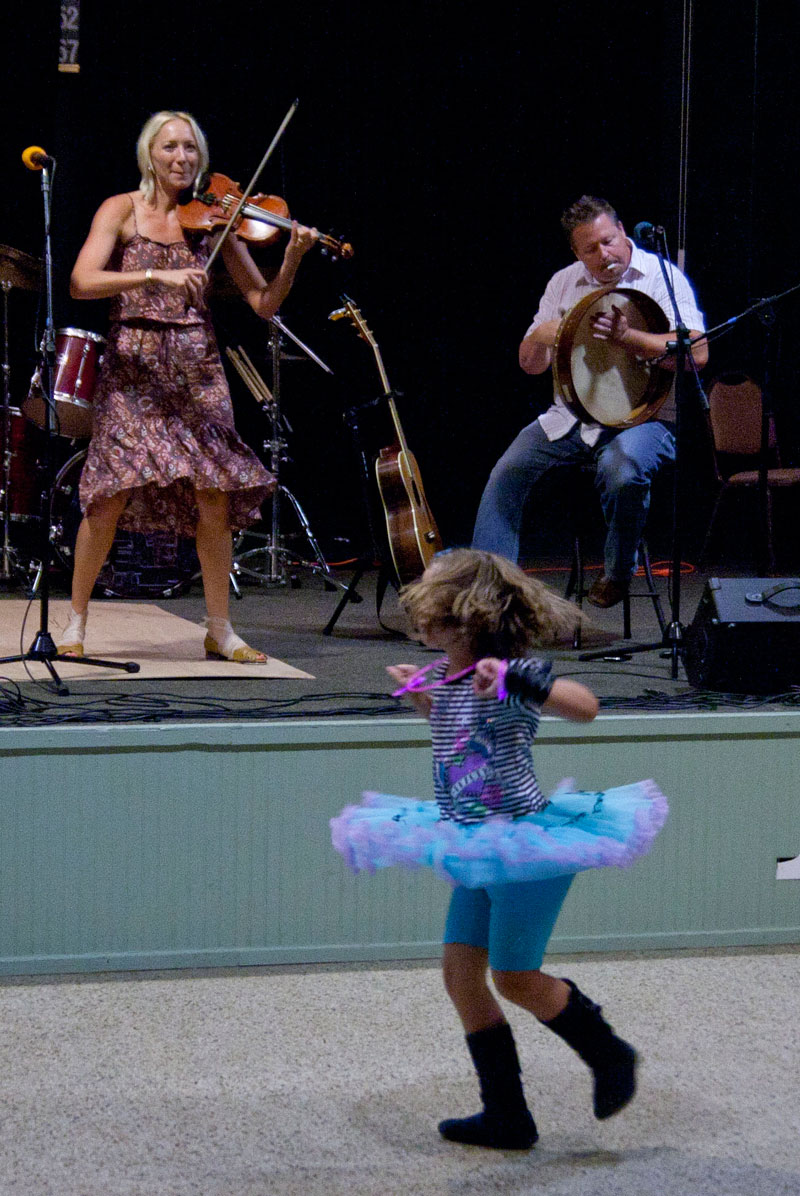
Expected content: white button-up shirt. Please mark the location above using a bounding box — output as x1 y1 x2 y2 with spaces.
525 241 706 445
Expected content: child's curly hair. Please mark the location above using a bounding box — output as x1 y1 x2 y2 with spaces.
400 548 581 659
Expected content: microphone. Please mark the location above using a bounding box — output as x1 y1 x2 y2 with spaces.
633 220 664 249
22 146 55 171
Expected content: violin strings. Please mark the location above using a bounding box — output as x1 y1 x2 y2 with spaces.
225 193 340 250
226 194 293 232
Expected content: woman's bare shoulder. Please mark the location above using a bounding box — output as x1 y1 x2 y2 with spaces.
91 192 137 231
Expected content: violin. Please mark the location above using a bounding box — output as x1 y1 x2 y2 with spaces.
177 172 354 260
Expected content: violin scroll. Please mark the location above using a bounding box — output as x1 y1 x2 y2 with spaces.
318 232 354 261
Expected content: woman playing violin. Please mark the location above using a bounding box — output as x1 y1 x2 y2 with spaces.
60 110 316 662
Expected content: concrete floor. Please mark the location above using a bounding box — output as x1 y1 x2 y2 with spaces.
1 947 798 1195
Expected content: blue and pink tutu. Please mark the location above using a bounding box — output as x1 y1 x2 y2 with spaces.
330 780 668 888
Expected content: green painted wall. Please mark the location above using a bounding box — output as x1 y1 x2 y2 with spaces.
1 713 798 974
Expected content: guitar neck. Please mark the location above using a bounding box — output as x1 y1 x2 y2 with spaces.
338 297 415 456
370 344 391 396
385 393 412 459
368 340 411 459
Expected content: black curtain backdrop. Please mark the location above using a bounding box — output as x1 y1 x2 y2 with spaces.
5 2 799 559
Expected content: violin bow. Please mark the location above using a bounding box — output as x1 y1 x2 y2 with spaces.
203 98 299 273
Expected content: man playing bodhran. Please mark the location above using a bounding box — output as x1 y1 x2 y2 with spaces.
472 195 707 608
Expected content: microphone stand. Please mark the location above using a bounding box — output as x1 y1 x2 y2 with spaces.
0 161 139 693
755 299 777 575
579 228 696 680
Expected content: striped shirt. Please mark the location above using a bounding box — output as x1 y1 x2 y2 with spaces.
430 657 554 824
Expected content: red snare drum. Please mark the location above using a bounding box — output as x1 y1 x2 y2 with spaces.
23 328 105 439
3 407 46 521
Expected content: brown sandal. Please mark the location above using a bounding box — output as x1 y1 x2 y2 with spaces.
204 633 268 664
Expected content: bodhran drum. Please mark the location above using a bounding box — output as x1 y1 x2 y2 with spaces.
23 328 106 439
50 451 199 597
553 287 672 429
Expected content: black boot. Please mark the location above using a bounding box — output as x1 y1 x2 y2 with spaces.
439 1021 538 1149
542 979 637 1119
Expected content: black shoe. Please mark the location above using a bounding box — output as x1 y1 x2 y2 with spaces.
543 979 637 1119
591 1038 637 1119
438 1109 538 1149
442 1022 538 1149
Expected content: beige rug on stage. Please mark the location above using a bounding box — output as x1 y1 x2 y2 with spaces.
0 601 313 682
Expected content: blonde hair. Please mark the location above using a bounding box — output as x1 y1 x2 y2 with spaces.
400 549 582 658
136 110 209 203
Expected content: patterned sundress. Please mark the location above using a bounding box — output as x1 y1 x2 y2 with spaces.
78 214 274 536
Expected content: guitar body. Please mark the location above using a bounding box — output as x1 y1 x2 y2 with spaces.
376 444 442 584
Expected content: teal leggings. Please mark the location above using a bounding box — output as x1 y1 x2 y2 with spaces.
443 875 573 971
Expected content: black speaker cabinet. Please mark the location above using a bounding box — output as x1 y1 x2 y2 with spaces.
684 577 800 693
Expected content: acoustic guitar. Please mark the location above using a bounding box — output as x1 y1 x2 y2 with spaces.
331 296 442 584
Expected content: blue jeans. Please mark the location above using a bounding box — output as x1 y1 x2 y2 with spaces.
472 420 676 580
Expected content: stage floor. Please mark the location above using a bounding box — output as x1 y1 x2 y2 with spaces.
1 555 798 727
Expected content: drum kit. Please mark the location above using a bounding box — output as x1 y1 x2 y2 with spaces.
0 247 205 600
0 240 110 589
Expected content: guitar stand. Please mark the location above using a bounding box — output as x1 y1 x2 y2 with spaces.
322 559 400 636
321 387 403 637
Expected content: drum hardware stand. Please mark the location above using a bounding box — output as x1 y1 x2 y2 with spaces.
0 243 44 586
0 277 19 585
226 320 350 593
0 157 139 693
0 248 41 588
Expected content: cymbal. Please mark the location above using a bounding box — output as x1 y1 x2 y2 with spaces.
0 244 42 291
